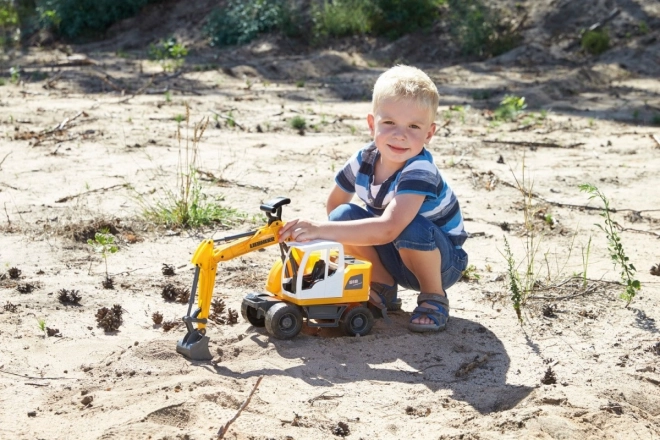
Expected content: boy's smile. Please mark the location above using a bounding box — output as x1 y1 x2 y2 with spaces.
368 97 436 173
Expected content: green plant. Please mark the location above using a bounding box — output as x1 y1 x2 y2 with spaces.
311 0 372 41
37 318 46 332
370 0 443 40
638 21 649 35
494 95 526 121
87 228 118 283
35 0 158 40
205 0 295 46
503 236 523 324
579 183 641 306
461 264 481 281
148 36 188 60
9 66 20 84
164 90 171 102
174 114 185 124
290 115 306 130
0 0 18 47
139 106 246 228
448 0 518 56
581 28 609 55
580 236 592 289
651 113 660 126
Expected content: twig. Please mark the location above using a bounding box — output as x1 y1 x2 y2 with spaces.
217 376 263 439
483 140 584 149
4 202 10 227
210 110 245 130
40 111 86 137
307 391 344 405
25 382 49 387
0 369 71 380
651 134 660 148
0 152 9 170
55 183 129 203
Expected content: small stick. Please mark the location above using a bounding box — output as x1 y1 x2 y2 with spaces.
483 140 583 149
0 152 10 169
217 376 263 439
651 134 660 148
55 183 128 203
0 369 71 380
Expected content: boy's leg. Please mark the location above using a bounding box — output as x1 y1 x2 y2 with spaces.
328 204 397 304
399 248 443 326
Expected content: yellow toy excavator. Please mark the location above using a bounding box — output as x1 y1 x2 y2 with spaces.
176 197 386 361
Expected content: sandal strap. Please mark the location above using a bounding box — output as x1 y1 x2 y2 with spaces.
417 293 449 310
410 305 448 327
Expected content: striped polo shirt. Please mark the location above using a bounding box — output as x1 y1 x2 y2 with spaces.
335 142 467 247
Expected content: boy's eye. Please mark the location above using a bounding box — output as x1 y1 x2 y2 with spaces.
410 124 420 129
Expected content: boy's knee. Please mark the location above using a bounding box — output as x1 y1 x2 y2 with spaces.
328 203 364 222
394 216 435 247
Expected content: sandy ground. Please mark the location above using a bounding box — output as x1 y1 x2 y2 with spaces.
1 4 660 438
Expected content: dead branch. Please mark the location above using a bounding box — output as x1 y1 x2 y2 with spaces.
483 140 584 149
217 376 263 439
0 368 71 380
40 111 86 137
55 183 129 203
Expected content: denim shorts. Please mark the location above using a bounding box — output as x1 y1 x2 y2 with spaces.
328 203 469 292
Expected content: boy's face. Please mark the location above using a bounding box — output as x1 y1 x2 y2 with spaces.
368 97 436 169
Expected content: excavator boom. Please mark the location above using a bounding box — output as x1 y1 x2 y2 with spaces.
176 197 290 360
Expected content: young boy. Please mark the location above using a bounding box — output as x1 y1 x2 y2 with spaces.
278 65 468 332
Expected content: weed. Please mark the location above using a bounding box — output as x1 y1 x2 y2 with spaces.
370 0 443 40
461 264 481 281
87 228 118 286
9 66 20 84
581 28 609 55
290 115 307 131
579 183 641 306
295 80 305 88
581 236 592 289
494 95 526 121
226 111 236 128
164 90 172 102
37 318 46 333
138 106 246 228
503 236 523 324
638 21 649 35
0 78 5 86
651 113 660 126
174 114 185 124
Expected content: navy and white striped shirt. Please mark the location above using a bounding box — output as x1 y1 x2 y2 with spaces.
335 142 467 247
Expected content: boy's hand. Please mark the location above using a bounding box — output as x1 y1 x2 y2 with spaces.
278 219 322 243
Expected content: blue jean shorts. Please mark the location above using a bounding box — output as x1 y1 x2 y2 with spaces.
328 203 469 292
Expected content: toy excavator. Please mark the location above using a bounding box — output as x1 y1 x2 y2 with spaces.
176 197 388 361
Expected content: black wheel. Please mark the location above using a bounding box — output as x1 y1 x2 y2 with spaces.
241 301 265 327
340 305 374 336
265 302 303 339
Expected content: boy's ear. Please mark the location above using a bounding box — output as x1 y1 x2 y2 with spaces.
367 113 375 137
425 122 437 143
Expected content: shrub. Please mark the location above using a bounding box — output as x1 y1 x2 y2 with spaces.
448 0 518 56
370 0 444 40
0 0 19 46
34 0 163 39
205 0 297 47
581 28 609 55
312 0 372 41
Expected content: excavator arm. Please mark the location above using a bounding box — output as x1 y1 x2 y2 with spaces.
176 197 292 360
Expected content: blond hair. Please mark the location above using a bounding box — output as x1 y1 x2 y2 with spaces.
372 65 440 121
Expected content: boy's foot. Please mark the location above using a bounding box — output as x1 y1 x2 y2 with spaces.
408 293 449 332
369 282 401 311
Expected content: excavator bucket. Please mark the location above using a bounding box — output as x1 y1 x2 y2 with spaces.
176 328 212 360
176 266 213 361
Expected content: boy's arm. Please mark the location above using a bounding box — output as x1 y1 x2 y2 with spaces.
326 184 353 215
280 192 425 245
